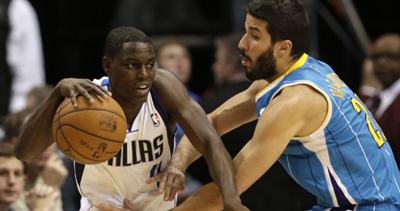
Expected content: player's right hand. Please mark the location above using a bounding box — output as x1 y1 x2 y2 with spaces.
56 78 111 107
95 199 136 211
146 164 185 202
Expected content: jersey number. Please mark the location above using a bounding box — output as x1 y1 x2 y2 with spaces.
351 97 385 147
150 161 162 188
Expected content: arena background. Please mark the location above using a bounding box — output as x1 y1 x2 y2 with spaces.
28 0 400 96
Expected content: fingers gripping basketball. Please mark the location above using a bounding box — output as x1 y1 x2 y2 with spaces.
52 94 126 164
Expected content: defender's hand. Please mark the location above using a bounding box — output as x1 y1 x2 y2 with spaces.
95 199 136 211
56 78 111 107
146 164 185 201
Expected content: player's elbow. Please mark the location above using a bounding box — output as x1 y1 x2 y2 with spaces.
14 147 30 161
14 139 33 161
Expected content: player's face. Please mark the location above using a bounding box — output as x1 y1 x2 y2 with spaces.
157 44 192 84
239 14 277 81
0 157 25 205
370 36 400 88
106 42 156 104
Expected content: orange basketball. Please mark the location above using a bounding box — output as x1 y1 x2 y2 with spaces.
52 94 126 164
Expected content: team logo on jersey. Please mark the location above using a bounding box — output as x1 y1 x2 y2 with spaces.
99 113 117 132
260 107 266 116
151 113 160 127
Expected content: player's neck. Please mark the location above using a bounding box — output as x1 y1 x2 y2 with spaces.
120 103 143 129
266 56 298 83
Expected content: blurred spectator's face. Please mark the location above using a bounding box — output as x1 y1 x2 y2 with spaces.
29 143 56 172
371 35 400 89
158 44 192 84
212 46 229 86
0 157 25 205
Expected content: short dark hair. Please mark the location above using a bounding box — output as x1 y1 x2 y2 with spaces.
0 142 26 174
245 0 310 59
104 26 153 59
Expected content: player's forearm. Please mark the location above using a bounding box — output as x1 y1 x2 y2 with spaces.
203 140 241 208
172 182 222 211
169 135 201 172
15 88 64 161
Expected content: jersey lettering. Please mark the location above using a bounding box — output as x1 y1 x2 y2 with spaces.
107 134 164 166
351 97 385 147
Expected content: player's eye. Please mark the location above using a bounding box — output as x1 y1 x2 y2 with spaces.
147 63 155 69
128 63 137 69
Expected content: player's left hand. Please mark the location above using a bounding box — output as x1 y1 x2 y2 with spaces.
95 199 136 211
146 164 185 201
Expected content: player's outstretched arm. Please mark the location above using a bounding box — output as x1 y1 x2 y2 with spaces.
15 78 111 161
154 79 267 183
151 69 248 211
172 85 327 210
149 79 267 198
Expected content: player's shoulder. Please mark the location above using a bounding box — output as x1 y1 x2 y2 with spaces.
92 76 109 86
153 69 184 91
276 84 327 114
152 69 188 109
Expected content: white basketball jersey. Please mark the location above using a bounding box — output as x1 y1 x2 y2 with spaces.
75 77 177 211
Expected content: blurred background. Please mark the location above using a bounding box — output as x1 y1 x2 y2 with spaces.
28 0 400 95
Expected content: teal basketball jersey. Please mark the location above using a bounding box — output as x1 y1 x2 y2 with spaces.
256 54 400 210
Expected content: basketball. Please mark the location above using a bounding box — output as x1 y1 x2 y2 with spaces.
52 94 127 164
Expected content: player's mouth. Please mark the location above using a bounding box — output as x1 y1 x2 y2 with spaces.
136 84 150 95
242 57 249 65
240 51 251 66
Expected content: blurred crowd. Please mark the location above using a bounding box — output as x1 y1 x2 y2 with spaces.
1 0 400 211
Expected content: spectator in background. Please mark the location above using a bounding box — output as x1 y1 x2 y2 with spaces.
155 39 203 204
0 142 58 211
2 108 67 211
359 33 400 169
0 0 45 117
155 39 201 142
0 0 45 143
187 32 316 210
26 86 54 110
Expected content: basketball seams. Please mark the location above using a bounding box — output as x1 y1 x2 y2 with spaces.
52 95 126 164
53 100 73 125
56 126 104 163
57 124 125 143
52 108 126 127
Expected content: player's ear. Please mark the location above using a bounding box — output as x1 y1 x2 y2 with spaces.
102 56 111 75
276 40 292 57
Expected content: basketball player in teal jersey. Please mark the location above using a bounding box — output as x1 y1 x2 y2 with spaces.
13 27 248 211
157 0 400 210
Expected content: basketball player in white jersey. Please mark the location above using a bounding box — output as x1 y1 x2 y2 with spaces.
14 27 248 211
